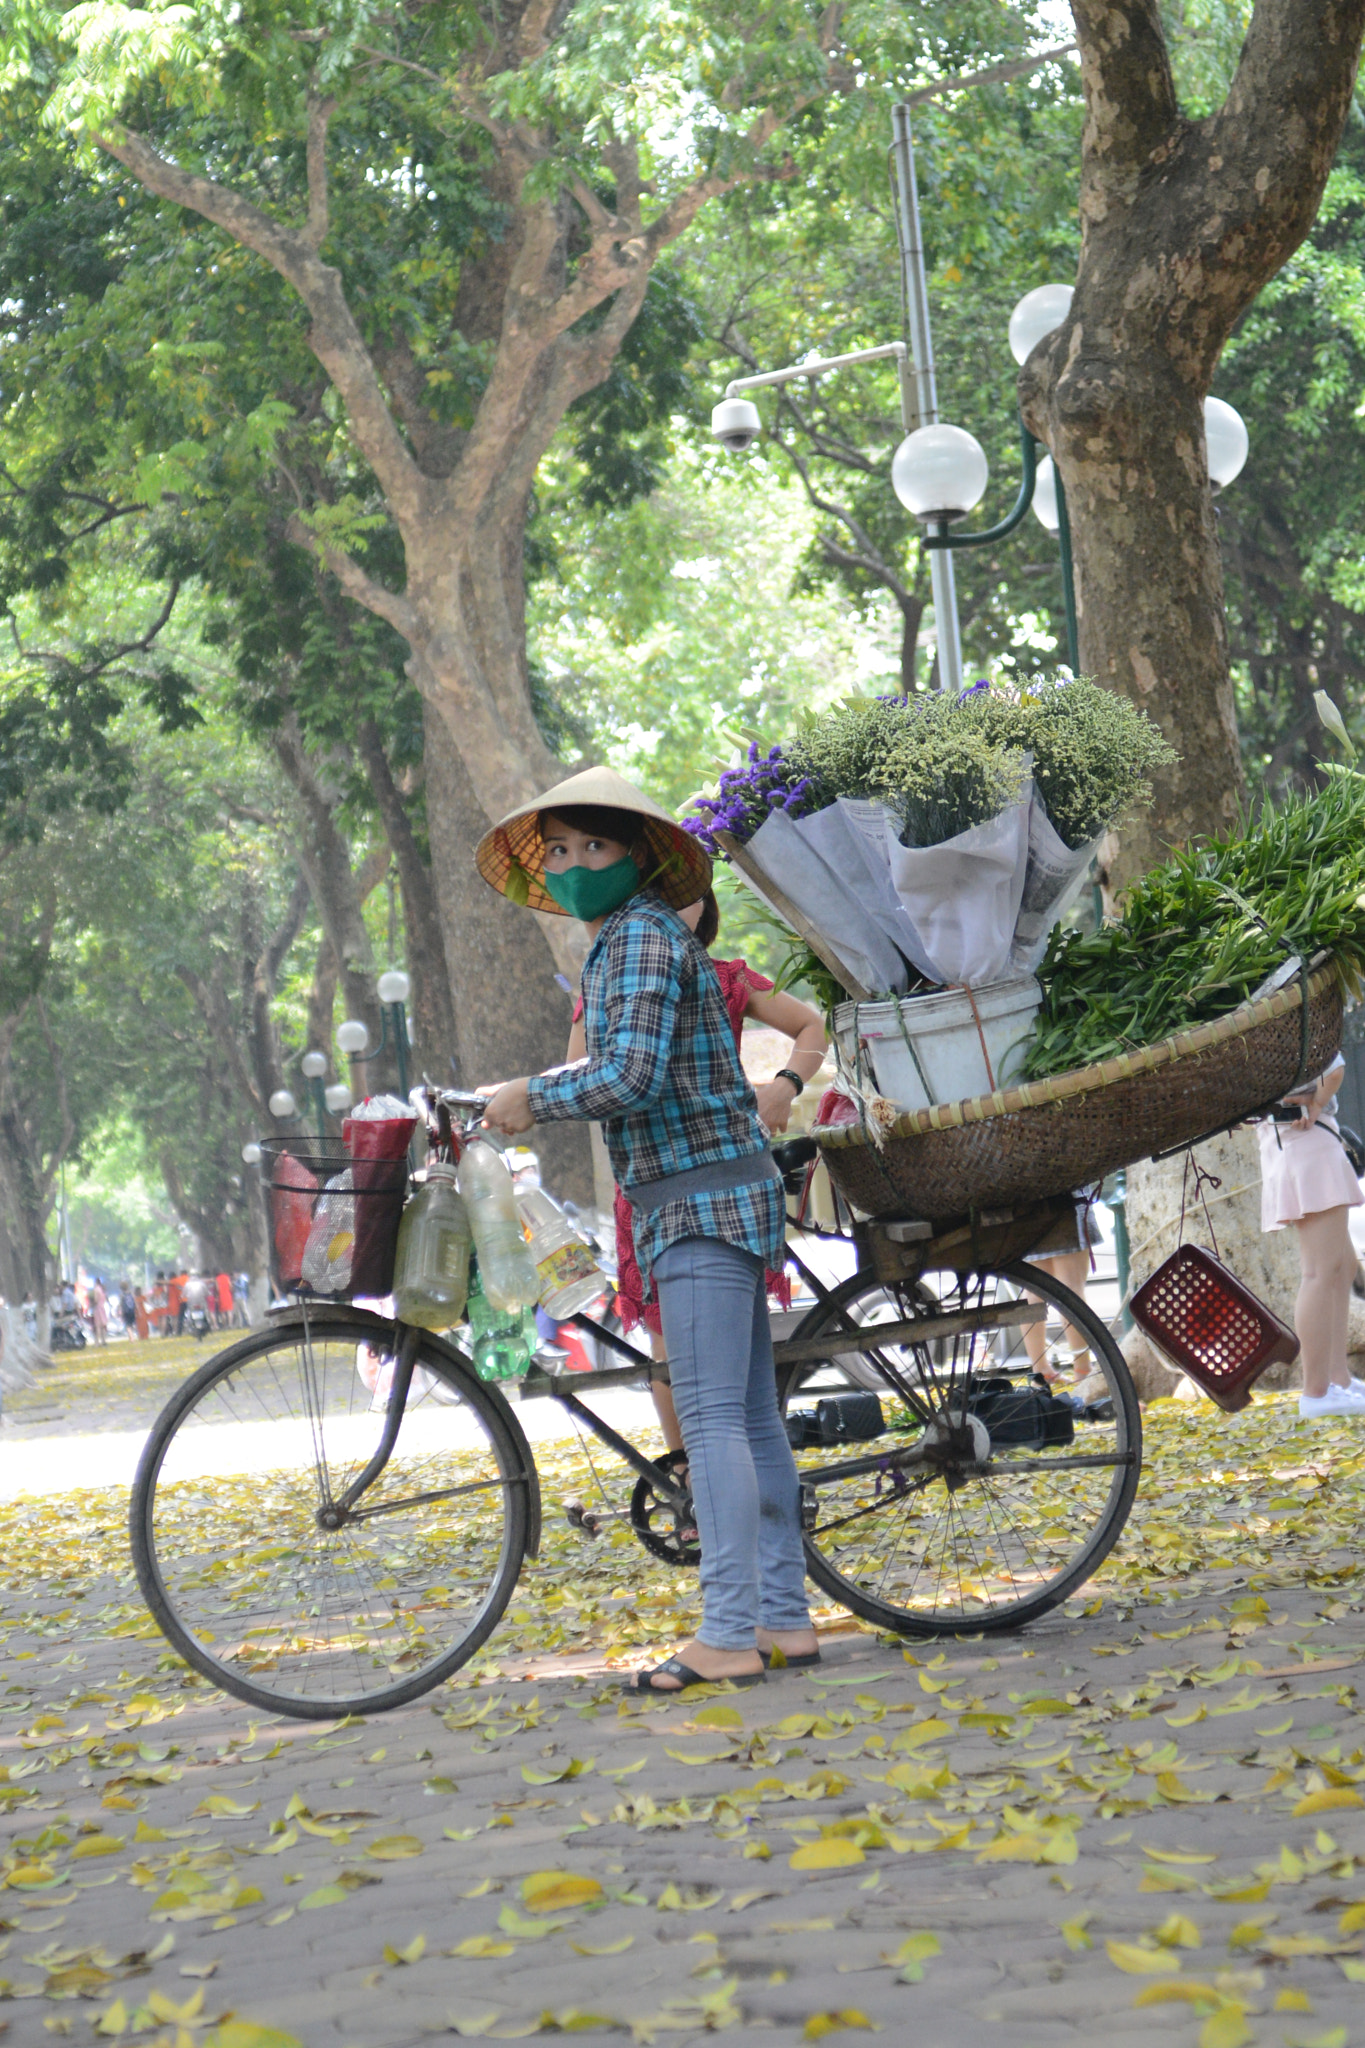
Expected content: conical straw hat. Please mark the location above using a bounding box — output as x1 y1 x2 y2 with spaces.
475 765 712 916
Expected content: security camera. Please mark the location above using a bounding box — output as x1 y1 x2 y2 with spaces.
710 396 762 452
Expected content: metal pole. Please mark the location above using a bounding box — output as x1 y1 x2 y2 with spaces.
392 1003 409 1100
891 102 963 693
1053 464 1081 672
309 1076 328 1139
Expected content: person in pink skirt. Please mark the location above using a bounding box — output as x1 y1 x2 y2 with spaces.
1259 1051 1365 1418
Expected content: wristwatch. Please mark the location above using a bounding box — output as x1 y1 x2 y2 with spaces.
775 1067 806 1097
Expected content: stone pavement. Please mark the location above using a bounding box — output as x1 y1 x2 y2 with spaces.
3 1346 1365 2046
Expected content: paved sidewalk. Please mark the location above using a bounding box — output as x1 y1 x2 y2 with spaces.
3 1351 1365 2046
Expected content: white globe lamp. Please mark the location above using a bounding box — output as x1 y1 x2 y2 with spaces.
268 1089 297 1120
891 424 989 522
300 1049 327 1079
1031 455 1060 536
336 1019 369 1055
1008 284 1074 366
377 970 411 1005
241 1141 262 1166
324 1082 353 1114
1204 396 1249 492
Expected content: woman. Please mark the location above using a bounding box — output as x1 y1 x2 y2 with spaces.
1259 1052 1365 1418
566 886 826 1453
478 766 817 1691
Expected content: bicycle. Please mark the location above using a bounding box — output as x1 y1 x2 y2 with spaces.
130 1094 1140 1720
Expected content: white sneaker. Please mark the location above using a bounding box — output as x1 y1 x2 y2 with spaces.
1299 1383 1365 1418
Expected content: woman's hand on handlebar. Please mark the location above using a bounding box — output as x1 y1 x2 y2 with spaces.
479 1077 535 1136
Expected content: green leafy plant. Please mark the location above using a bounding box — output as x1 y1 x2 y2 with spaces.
1025 769 1365 1078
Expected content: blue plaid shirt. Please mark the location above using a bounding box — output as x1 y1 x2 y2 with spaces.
525 893 786 1281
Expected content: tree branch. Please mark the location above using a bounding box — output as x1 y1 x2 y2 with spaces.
284 512 422 641
96 128 431 520
305 91 337 250
1070 0 1180 178
903 42 1077 106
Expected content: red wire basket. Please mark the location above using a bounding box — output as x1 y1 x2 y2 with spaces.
1130 1244 1300 1413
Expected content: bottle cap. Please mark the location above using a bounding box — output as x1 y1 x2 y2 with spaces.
426 1160 458 1183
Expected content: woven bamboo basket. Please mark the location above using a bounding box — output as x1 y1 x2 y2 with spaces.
817 960 1344 1221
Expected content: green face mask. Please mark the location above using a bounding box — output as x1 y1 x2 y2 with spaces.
542 856 642 921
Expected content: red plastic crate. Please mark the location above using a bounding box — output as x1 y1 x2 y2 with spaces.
1130 1244 1299 1413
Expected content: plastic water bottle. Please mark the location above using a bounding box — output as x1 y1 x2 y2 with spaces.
517 1186 603 1319
466 1267 536 1381
457 1136 540 1313
392 1162 472 1330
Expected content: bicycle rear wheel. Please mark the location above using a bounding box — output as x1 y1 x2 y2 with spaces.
130 1313 534 1717
778 1261 1141 1636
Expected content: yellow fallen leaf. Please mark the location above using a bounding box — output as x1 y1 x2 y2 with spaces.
449 1936 516 1959
890 1719 951 1751
498 1908 568 1939
1107 1941 1181 1975
1133 1983 1223 2007
790 1839 865 1871
1199 2009 1253 2048
521 1872 604 1913
365 1834 425 1860
1059 1913 1093 1951
95 2001 129 2037
570 1936 635 1956
691 1706 744 1730
1292 1788 1364 1817
1274 1990 1314 2012
299 1884 350 1909
801 2012 879 2040
1228 1918 1276 1949
204 2026 306 2048
657 1882 725 1909
1338 1902 1365 1933
1337 1958 1365 1982
1146 1849 1217 1866
148 1989 205 2024
880 1932 939 1982
1261 1934 1353 1958
193 1796 260 1818
383 1934 426 1964
71 1833 125 1858
1154 1912 1201 1950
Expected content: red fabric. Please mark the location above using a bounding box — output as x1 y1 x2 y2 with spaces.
611 953 789 1333
216 1273 232 1315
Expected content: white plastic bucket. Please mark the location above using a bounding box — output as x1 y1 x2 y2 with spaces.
834 975 1043 1113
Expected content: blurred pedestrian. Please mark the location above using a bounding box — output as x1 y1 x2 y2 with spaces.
1260 1051 1365 1418
91 1279 108 1346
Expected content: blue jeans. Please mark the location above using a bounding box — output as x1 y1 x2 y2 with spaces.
652 1237 812 1650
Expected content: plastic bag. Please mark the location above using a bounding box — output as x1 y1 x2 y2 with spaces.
301 1170 357 1294
1008 793 1102 974
885 788 1033 986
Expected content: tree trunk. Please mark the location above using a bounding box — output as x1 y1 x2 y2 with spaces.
1017 0 1365 886
422 701 592 1203
271 722 392 1087
355 717 460 1083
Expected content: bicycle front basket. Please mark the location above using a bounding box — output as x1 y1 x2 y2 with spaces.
261 1137 408 1300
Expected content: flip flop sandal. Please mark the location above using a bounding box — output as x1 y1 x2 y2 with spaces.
624 1656 766 1695
759 1648 823 1670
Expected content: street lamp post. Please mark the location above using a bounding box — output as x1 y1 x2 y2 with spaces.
300 1049 328 1137
894 280 1248 678
337 970 413 1101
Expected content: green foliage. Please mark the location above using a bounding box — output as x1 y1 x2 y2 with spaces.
1026 770 1365 1077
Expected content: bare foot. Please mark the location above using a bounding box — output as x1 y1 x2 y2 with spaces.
756 1626 820 1661
633 1637 764 1692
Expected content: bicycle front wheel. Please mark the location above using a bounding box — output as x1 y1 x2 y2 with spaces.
778 1261 1141 1636
131 1313 534 1717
